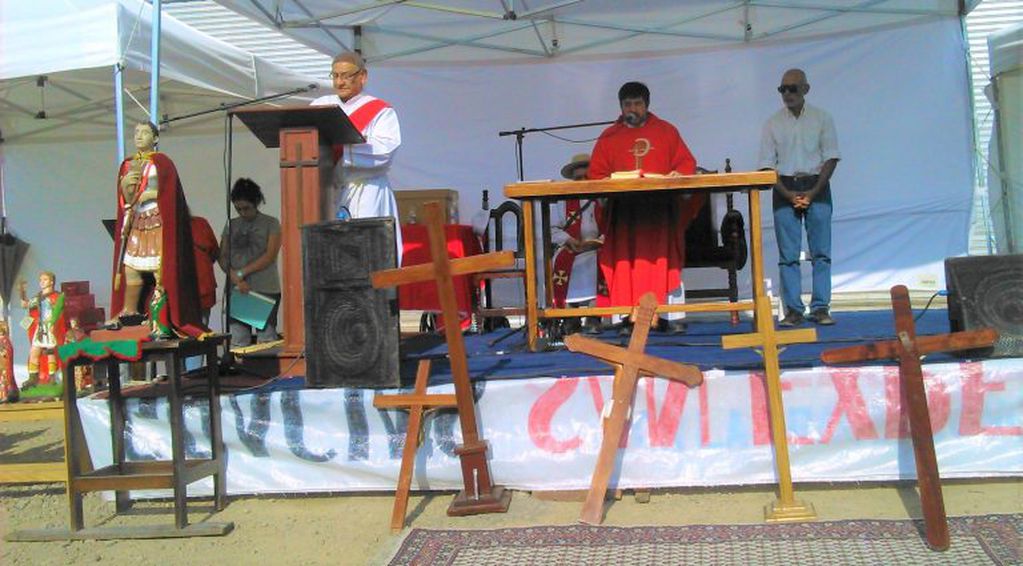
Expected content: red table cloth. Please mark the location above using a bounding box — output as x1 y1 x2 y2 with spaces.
399 224 482 326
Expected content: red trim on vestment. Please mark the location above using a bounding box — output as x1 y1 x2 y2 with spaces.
332 98 392 163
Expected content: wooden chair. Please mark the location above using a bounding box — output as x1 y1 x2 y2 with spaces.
683 193 748 323
472 200 526 332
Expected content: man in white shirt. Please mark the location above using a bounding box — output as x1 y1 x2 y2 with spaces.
758 68 840 326
311 52 403 259
551 153 604 334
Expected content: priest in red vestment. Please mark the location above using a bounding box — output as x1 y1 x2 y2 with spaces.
588 82 705 334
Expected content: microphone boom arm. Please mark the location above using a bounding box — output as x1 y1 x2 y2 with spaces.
498 119 614 181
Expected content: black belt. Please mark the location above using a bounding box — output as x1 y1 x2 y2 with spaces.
780 175 819 191
780 174 819 182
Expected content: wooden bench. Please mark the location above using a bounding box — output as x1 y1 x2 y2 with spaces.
0 400 90 485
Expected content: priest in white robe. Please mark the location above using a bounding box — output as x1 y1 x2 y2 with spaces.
311 51 403 261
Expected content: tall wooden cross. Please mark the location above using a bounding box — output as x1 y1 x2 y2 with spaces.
370 201 515 518
564 293 704 525
720 294 819 522
821 285 998 551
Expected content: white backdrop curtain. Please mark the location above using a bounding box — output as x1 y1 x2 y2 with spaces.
371 17 974 297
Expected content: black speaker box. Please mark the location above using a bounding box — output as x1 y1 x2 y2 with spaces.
944 254 1023 358
302 218 400 388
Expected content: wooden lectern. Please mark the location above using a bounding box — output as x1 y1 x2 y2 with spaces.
231 106 364 372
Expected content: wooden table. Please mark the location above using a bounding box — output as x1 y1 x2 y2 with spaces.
9 335 233 540
504 172 778 351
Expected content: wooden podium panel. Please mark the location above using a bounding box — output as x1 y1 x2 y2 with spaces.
277 128 333 358
232 106 364 370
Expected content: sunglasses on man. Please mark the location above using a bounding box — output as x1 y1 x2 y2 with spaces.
777 84 802 94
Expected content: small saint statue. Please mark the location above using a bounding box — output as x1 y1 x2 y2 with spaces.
18 271 68 395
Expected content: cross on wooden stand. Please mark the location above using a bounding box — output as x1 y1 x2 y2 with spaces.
564 293 704 525
372 359 457 532
821 285 998 551
720 292 819 522
370 201 515 521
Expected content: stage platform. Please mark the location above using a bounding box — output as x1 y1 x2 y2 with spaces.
71 308 1022 497
398 308 974 385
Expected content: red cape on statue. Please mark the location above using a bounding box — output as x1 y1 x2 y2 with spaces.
111 152 207 338
588 112 704 307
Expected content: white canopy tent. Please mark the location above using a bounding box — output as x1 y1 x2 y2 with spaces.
987 22 1023 254
211 0 979 64
202 3 979 301
0 0 324 372
0 0 327 146
0 1 982 369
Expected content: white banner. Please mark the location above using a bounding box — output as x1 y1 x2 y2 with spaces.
77 359 1023 497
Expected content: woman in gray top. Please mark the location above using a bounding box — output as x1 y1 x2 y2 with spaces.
219 178 282 347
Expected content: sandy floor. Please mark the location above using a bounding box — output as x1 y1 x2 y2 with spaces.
1 418 1021 565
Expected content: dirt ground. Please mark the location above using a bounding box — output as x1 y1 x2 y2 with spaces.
1 418 1020 565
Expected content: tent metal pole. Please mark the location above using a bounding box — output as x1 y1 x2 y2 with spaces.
223 114 234 339
150 0 162 124
114 64 126 162
991 77 1016 253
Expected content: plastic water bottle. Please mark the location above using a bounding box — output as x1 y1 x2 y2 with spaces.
765 278 782 321
471 189 491 237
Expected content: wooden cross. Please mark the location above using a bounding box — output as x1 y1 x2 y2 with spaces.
564 292 704 525
720 294 819 522
371 201 515 518
372 360 457 532
821 285 998 551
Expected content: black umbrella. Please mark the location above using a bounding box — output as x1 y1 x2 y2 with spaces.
0 229 29 319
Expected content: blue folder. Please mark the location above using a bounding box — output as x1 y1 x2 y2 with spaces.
229 290 276 330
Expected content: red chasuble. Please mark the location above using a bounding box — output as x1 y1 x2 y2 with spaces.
588 112 704 307
111 153 207 337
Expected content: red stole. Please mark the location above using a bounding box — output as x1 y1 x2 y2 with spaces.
332 98 392 163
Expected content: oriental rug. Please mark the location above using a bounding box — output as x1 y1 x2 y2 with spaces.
388 514 1022 565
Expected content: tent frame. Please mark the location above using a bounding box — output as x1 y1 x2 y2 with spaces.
233 0 978 63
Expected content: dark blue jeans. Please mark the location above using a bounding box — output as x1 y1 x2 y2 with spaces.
773 178 832 313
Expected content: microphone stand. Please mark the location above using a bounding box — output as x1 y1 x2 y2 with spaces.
498 119 613 181
494 119 613 348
